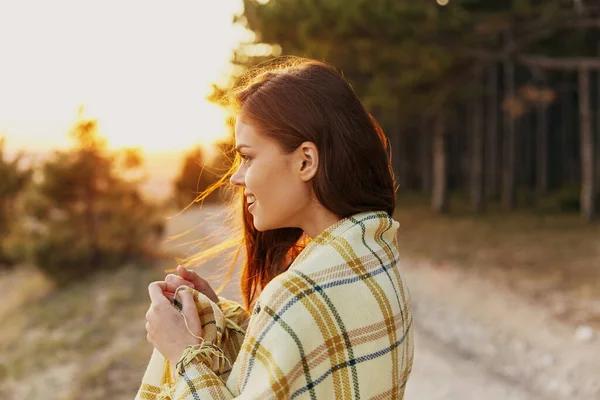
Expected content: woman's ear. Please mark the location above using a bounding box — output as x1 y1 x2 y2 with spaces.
296 141 318 182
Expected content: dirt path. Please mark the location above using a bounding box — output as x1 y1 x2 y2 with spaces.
406 330 540 400
403 259 600 400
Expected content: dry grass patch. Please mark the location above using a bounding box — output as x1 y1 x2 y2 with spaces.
0 262 168 398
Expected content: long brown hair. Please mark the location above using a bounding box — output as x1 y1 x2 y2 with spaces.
188 58 396 310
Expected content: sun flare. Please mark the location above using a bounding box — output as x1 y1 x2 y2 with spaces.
0 0 245 153
84 98 232 151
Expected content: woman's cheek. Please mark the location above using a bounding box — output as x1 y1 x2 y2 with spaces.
244 166 254 188
245 168 260 199
247 162 265 185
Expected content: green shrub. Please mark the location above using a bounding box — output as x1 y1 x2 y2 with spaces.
0 138 32 268
8 117 165 285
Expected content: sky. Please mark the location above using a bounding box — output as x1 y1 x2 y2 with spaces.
0 0 247 153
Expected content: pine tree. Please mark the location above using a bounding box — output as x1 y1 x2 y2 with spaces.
222 0 599 217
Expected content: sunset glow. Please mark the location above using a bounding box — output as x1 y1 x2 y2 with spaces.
0 0 246 152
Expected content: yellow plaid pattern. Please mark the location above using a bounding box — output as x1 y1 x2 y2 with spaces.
135 210 413 399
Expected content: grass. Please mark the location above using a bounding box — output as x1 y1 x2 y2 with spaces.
0 261 164 395
394 197 600 327
0 207 238 399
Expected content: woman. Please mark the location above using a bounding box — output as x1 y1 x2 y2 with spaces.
137 58 414 399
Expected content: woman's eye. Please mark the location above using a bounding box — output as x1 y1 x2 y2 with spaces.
241 155 252 164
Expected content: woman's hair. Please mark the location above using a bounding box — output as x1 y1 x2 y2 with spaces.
186 57 396 310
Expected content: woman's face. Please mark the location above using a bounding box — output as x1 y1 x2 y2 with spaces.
229 117 314 231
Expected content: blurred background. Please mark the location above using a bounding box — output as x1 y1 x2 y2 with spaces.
1 0 599 399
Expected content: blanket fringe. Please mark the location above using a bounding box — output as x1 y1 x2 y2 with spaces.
176 343 232 376
156 383 176 400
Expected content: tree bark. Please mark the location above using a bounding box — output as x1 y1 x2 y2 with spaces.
502 33 518 210
578 68 595 221
420 119 432 193
536 86 549 195
595 45 600 198
596 58 600 197
486 63 500 199
522 114 533 192
560 79 575 184
432 118 449 213
470 66 485 212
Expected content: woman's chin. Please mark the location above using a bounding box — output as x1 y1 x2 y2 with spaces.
252 215 273 232
250 211 264 231
251 208 287 232
253 218 270 232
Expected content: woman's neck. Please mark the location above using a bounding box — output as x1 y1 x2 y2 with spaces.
299 201 341 239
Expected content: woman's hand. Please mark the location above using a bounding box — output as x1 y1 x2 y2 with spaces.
165 265 219 304
145 281 203 368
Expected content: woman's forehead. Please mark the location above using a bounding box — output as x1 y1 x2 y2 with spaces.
234 118 258 146
235 117 274 149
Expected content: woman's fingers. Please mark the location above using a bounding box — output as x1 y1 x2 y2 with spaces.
165 273 195 289
148 281 170 306
178 288 203 339
176 266 219 303
161 280 186 295
177 265 214 298
176 266 204 286
164 292 175 303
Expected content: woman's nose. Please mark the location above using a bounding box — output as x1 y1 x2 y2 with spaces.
229 168 245 187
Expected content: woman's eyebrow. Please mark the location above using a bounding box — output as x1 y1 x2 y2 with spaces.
235 144 251 152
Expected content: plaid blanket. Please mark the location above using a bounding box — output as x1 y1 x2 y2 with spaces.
135 210 413 399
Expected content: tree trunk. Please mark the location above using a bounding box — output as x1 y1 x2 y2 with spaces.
522 113 533 190
486 63 500 200
420 120 432 193
596 68 600 196
502 46 518 210
432 118 449 213
560 79 574 185
536 101 549 196
578 68 595 221
470 66 485 212
597 106 600 198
